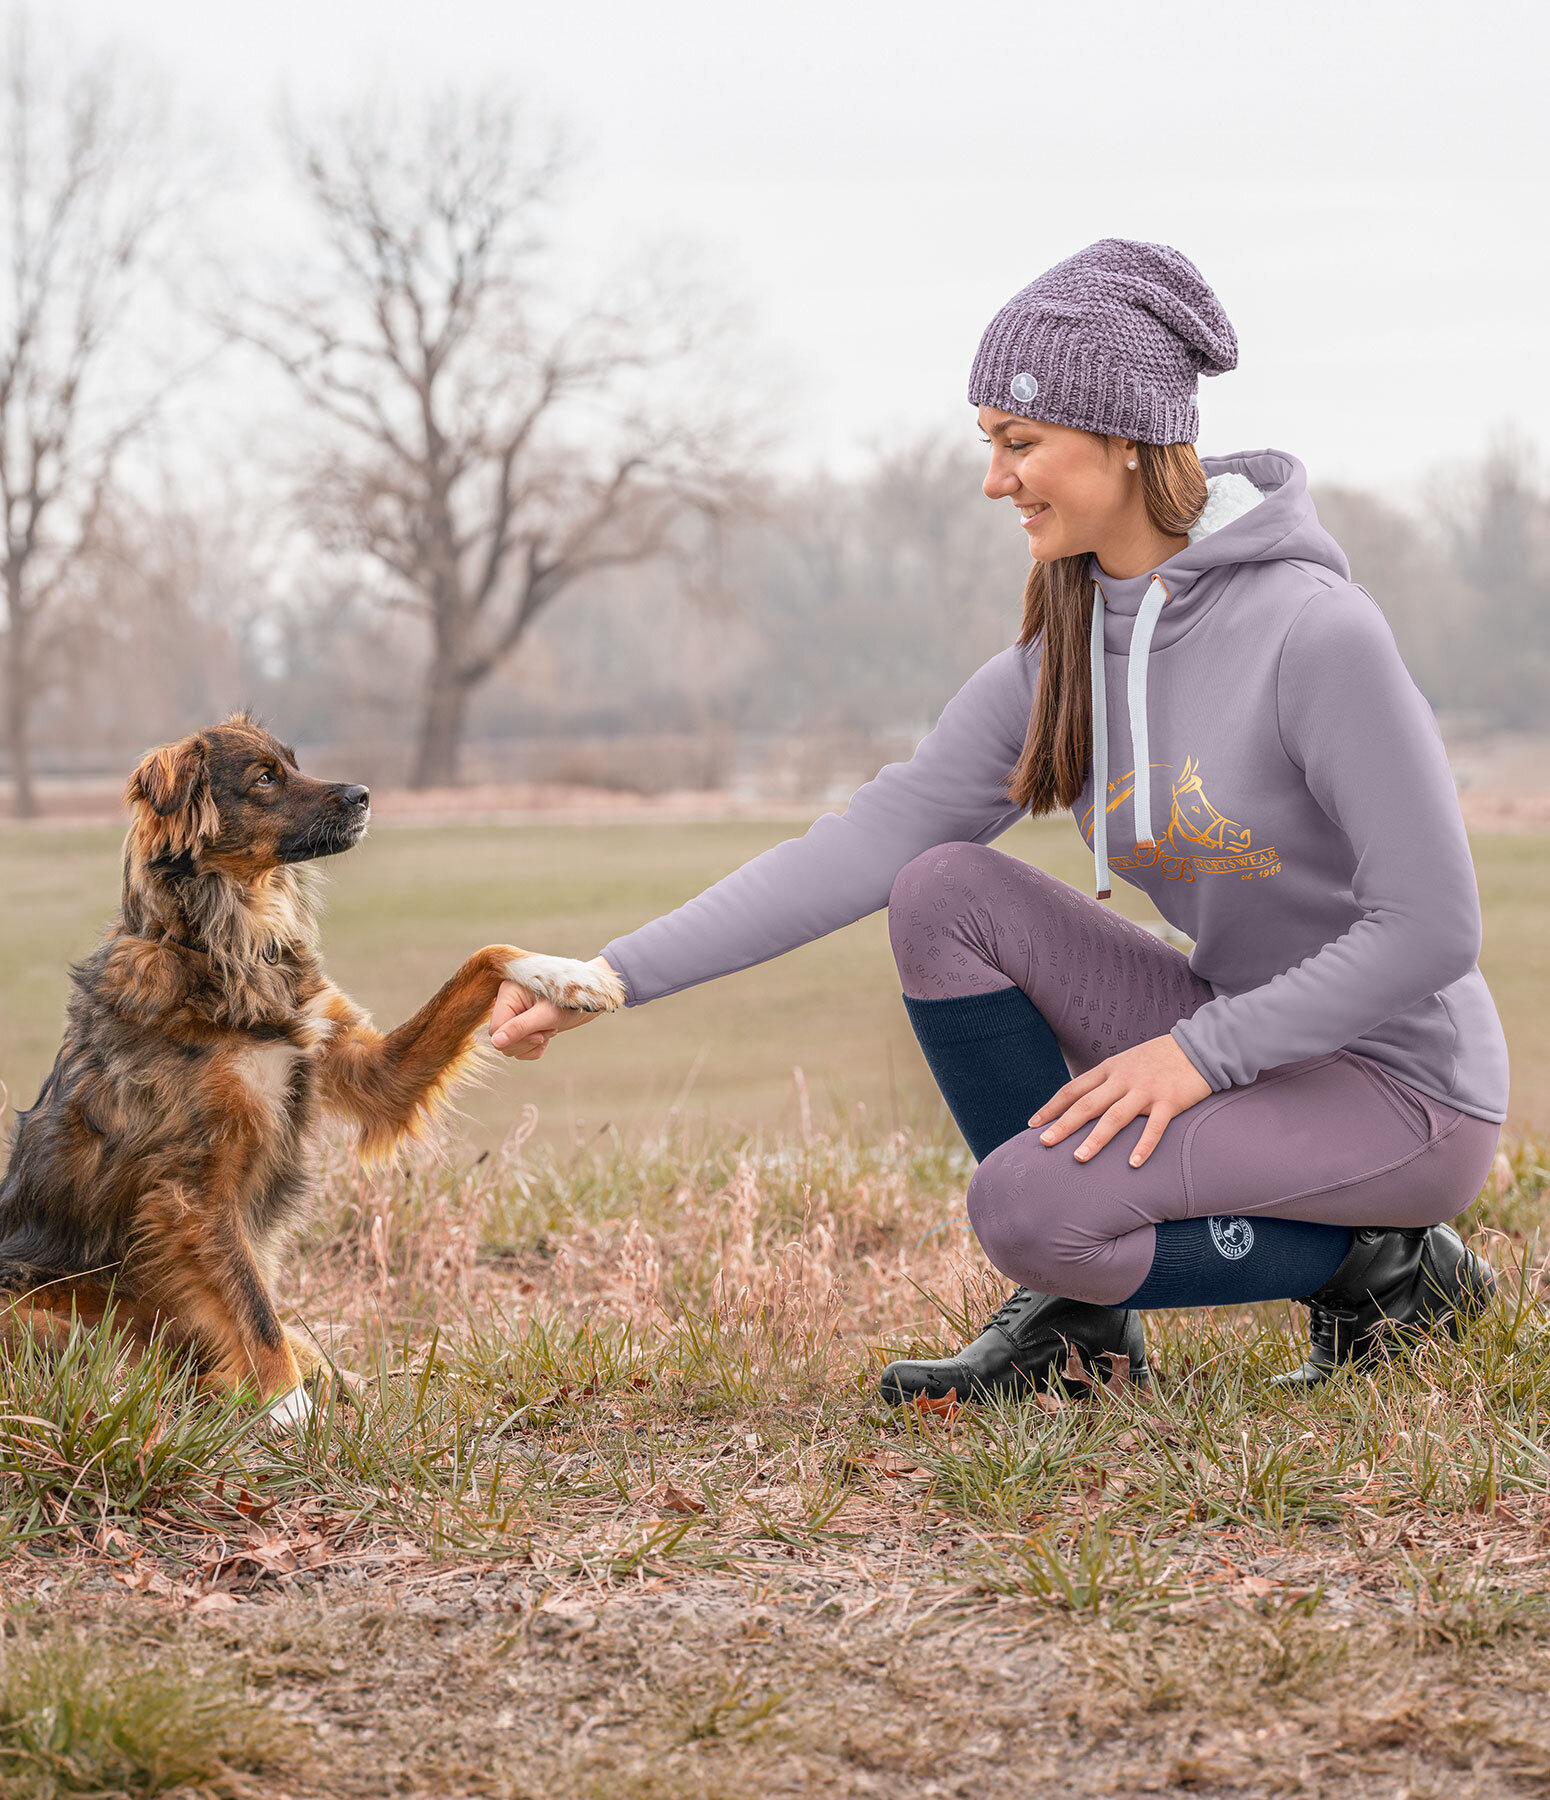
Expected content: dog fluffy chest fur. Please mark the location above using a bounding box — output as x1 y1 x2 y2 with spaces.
107 942 342 1167
225 994 337 1124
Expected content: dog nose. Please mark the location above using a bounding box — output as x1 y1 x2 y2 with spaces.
340 785 370 810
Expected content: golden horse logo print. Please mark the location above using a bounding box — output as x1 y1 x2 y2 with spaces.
1079 754 1282 883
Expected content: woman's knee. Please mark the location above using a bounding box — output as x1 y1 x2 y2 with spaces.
966 1138 1071 1291
887 841 1032 957
890 842 992 915
966 1133 1157 1303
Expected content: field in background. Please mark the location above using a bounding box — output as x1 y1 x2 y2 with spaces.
2 817 1547 1146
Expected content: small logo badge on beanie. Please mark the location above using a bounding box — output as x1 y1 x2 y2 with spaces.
1209 1215 1255 1260
1009 372 1039 404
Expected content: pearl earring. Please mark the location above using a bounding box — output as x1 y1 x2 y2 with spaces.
1127 459 1138 470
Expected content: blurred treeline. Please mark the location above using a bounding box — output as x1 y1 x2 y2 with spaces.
3 16 1548 811
32 436 1550 797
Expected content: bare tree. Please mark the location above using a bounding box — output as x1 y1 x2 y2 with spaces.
236 89 752 789
0 14 182 815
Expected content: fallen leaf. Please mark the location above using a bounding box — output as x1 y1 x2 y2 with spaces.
94 1524 135 1558
110 1564 187 1600
910 1389 961 1422
189 1591 240 1616
654 1483 706 1516
840 1452 921 1480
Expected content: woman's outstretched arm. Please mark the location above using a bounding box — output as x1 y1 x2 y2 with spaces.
491 641 1039 1053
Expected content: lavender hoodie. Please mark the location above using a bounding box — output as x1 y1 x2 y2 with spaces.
601 449 1510 1126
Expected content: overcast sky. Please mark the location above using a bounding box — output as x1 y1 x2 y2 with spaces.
67 0 1550 491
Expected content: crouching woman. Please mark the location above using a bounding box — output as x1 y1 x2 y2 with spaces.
487 238 1508 1402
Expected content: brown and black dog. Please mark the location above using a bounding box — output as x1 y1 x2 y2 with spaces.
0 714 623 1423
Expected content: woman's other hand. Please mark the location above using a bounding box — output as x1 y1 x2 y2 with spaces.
1030 1033 1212 1168
490 956 619 1060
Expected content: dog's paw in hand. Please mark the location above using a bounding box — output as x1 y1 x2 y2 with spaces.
503 953 627 1015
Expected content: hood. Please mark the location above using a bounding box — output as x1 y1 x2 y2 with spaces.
1089 449 1350 642
1083 448 1346 899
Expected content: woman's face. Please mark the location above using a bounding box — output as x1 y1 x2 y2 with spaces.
978 407 1138 562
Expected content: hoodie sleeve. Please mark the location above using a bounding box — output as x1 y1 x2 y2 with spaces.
1170 581 1481 1091
599 643 1039 1004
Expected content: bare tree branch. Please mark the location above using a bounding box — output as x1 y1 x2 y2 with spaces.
0 12 188 814
225 84 758 786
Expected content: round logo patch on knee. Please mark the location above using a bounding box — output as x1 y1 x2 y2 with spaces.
1209 1215 1255 1260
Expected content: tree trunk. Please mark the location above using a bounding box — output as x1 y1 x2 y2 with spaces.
411 660 472 789
3 618 38 819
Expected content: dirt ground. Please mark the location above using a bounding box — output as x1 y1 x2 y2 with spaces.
8 1550 1550 1800
1 1123 1547 1799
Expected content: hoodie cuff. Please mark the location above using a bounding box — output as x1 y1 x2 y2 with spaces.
1170 1021 1225 1093
596 942 640 1007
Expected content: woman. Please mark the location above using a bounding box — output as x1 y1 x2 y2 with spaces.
490 238 1509 1403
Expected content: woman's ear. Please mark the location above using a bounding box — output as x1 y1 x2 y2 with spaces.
124 736 218 856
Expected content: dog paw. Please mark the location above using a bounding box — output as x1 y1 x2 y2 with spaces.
504 953 627 1014
262 1384 315 1431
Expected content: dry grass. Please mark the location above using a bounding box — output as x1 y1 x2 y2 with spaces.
0 1102 1547 1796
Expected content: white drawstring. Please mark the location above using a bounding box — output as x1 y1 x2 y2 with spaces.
1127 577 1170 848
1090 575 1169 899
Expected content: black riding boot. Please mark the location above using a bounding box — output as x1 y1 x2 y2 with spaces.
1272 1222 1495 1388
879 1285 1150 1406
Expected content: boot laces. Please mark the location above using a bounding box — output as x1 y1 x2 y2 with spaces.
986 1286 1041 1339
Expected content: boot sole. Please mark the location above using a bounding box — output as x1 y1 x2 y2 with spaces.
878 1364 1149 1407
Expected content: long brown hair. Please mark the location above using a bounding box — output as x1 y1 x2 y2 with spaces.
1006 439 1207 814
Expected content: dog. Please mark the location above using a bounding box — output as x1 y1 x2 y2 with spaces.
0 713 623 1423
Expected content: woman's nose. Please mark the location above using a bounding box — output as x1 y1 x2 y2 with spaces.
984 461 1017 500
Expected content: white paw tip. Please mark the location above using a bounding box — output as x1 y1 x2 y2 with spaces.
505 953 626 1014
264 1385 314 1429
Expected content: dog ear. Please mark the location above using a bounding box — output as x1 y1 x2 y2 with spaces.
125 736 218 853
127 737 205 816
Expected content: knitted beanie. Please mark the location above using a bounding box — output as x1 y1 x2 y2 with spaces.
967 238 1237 444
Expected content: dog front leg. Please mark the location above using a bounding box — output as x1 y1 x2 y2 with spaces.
134 1187 305 1408
315 947 623 1156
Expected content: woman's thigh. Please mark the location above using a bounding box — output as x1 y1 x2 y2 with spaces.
967 1048 1502 1305
887 841 1213 1073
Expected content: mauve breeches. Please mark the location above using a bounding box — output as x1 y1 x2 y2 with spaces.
888 842 1501 1305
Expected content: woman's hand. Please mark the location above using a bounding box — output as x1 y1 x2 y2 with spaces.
1030 1033 1212 1168
490 956 618 1060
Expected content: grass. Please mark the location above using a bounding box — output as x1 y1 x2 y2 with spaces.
0 1631 293 1799
4 816 1546 1142
0 1108 1544 1795
2 817 1549 1794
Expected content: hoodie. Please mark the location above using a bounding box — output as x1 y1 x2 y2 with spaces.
599 449 1510 1126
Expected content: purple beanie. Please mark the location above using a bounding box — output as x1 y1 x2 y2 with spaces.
967 238 1237 444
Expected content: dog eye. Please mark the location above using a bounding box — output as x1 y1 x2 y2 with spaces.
254 770 275 788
